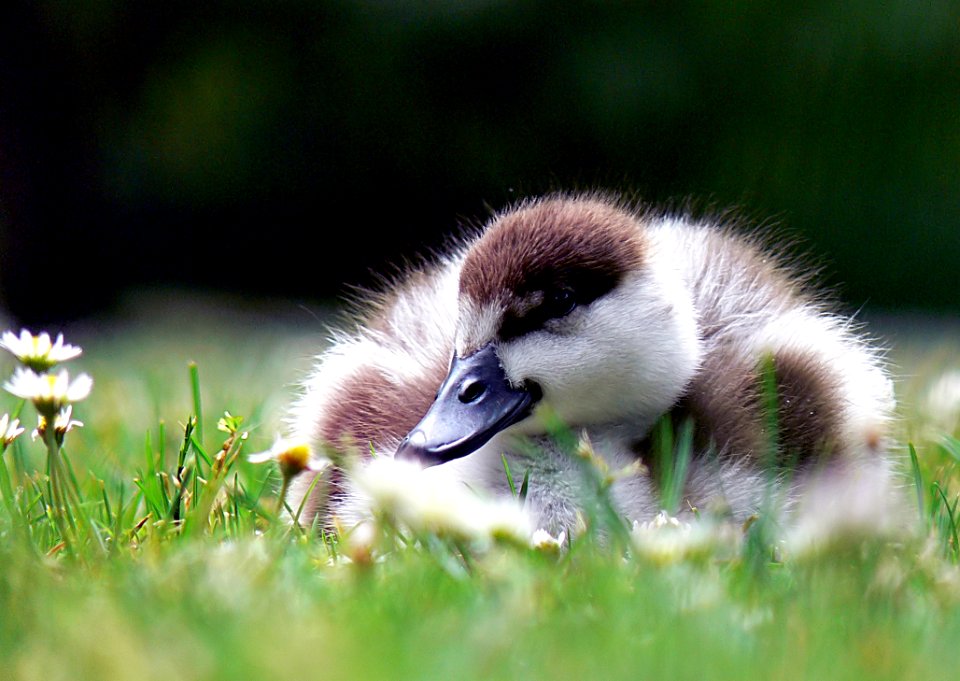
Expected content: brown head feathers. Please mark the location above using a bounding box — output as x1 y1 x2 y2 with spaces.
459 196 645 340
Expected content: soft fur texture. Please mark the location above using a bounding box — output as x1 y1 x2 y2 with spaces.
286 193 897 533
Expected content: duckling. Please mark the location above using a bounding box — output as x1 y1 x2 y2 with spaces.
286 193 896 533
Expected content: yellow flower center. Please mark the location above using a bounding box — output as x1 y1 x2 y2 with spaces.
277 444 313 478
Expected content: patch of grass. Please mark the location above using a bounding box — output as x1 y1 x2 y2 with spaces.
1 310 960 681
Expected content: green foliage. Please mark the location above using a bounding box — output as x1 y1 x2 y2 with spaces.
910 437 960 563
652 413 694 515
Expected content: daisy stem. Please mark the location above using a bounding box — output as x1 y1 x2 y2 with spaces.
42 417 73 554
0 444 17 515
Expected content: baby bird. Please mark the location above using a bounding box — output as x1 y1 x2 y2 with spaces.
287 193 896 533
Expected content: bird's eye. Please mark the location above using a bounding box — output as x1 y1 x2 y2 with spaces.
499 286 579 340
542 287 576 319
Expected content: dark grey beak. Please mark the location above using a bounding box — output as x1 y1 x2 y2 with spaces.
394 343 540 466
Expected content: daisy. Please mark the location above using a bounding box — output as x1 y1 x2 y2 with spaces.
926 369 960 434
631 511 724 565
248 436 327 480
3 368 93 414
0 330 82 371
32 405 84 443
531 528 567 553
352 456 532 544
0 413 25 446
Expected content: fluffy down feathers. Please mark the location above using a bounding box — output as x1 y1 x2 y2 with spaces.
286 194 897 533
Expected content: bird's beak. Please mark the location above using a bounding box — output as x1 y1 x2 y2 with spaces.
394 343 540 466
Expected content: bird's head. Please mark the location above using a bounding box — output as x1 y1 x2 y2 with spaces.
396 196 701 466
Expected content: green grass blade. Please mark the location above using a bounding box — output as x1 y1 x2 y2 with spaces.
158 419 166 474
662 417 693 514
932 482 959 561
99 479 113 527
133 473 164 519
168 466 193 525
908 443 925 521
519 469 530 506
0 450 18 517
189 433 213 468
189 362 204 446
501 453 517 497
294 470 323 526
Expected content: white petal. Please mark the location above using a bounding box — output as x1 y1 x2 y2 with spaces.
0 330 19 352
247 450 277 464
3 368 41 399
65 373 93 402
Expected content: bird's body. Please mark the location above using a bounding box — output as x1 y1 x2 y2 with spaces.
288 194 896 533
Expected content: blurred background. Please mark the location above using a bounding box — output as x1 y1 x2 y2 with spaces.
1 0 958 326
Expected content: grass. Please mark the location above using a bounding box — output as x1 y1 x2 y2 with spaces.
1 302 960 681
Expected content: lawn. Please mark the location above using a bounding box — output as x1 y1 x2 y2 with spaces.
1 296 959 681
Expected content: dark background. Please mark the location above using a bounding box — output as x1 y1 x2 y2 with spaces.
1 0 958 325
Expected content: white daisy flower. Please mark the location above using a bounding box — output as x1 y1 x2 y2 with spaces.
785 461 906 558
32 405 84 442
248 436 327 479
631 511 723 565
352 456 532 545
3 368 93 413
54 404 84 434
0 413 25 446
0 330 82 371
925 369 960 433
531 528 567 553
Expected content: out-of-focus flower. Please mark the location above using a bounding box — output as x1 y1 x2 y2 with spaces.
248 436 327 480
926 369 960 434
344 520 379 566
352 456 532 545
0 413 25 446
32 405 84 443
0 330 82 371
531 528 566 553
785 460 909 558
3 368 93 414
636 510 689 532
631 511 726 565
